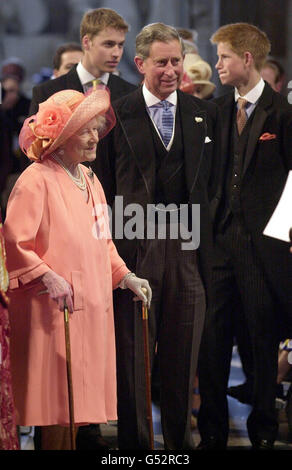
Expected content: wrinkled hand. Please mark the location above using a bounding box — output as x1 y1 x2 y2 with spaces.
41 270 74 313
124 274 152 309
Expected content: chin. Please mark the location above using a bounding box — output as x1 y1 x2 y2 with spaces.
87 154 97 162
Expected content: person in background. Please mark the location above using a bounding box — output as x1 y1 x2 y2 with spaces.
0 212 19 450
0 107 12 220
0 58 30 216
261 58 285 93
176 27 199 54
52 42 83 78
4 87 151 450
180 54 215 99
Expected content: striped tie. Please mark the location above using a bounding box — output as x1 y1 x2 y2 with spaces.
236 98 248 135
83 78 102 92
160 100 174 147
92 78 101 89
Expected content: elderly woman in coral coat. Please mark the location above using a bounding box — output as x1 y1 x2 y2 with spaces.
4 88 151 449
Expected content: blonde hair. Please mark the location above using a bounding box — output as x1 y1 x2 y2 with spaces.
136 23 184 60
80 8 129 42
211 23 271 71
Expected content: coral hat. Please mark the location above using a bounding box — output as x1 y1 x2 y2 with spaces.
19 87 116 161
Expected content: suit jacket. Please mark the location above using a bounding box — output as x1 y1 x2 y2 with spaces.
29 65 137 115
214 82 292 325
97 87 222 299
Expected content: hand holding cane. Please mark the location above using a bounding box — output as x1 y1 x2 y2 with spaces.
141 287 154 450
64 303 76 450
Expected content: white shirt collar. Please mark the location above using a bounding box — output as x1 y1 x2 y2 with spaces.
234 77 265 104
142 83 177 107
76 62 109 86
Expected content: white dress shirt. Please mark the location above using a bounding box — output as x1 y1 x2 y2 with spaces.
76 62 109 92
142 84 177 150
234 77 265 118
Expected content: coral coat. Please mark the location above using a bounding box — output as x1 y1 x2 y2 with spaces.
4 157 129 426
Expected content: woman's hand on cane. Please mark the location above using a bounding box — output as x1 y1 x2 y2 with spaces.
122 273 152 309
41 270 74 313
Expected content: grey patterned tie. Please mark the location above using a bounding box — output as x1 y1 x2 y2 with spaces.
160 100 174 147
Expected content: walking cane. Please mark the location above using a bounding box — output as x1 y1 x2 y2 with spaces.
64 303 76 450
141 288 154 450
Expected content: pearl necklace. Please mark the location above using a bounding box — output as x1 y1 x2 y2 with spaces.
51 153 87 191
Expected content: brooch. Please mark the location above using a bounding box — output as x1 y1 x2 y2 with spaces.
87 167 95 184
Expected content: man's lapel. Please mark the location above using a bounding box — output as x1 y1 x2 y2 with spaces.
177 91 207 195
114 88 156 199
219 92 234 159
243 83 274 175
65 66 83 92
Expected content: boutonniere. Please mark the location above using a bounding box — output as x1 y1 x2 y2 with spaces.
87 167 94 183
195 117 203 123
259 132 277 141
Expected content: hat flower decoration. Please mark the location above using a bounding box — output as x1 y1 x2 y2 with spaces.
19 87 116 161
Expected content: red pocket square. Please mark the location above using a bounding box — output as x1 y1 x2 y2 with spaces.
259 132 276 141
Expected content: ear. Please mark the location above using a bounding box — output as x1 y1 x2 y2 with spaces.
82 35 91 51
134 56 145 75
275 81 283 93
244 51 253 67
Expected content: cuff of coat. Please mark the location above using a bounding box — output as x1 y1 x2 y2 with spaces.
112 265 131 290
9 263 51 289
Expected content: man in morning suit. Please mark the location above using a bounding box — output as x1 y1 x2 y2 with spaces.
197 23 292 450
29 8 136 451
97 22 221 449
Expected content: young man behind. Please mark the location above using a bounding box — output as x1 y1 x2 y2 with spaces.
29 8 136 115
197 22 292 450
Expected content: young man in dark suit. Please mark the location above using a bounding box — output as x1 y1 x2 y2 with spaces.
197 22 292 450
96 22 221 449
29 8 136 115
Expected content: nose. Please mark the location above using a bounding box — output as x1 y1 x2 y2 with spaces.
215 57 221 69
164 61 176 76
111 44 121 57
89 130 99 143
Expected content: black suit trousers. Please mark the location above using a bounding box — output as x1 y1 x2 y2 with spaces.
198 216 279 445
114 233 206 450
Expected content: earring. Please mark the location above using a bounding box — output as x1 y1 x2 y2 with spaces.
58 149 64 156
